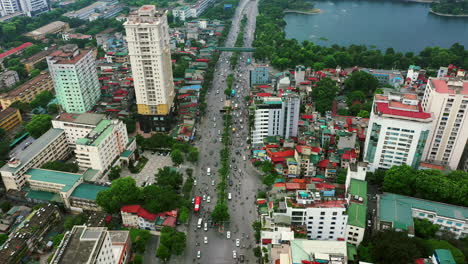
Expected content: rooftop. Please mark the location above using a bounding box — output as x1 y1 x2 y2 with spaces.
430 78 468 95
434 249 456 264
375 102 431 120
55 113 105 126
48 48 92 65
0 72 51 98
379 193 468 230
0 128 65 174
290 239 347 264
26 21 67 36
76 120 114 146
0 107 19 121
51 226 107 264
70 183 108 200
26 168 82 192
0 42 33 60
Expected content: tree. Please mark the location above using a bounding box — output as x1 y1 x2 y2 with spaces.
357 110 370 118
382 165 416 196
156 244 171 261
123 118 136 134
0 201 11 213
30 69 41 78
344 71 379 96
211 203 230 223
178 206 189 224
185 168 193 178
414 218 440 239
47 103 59 114
30 90 54 109
0 234 8 246
41 161 79 173
311 78 338 114
10 101 31 114
63 213 87 230
171 231 186 255
108 166 121 181
155 167 183 191
132 229 151 253
96 177 142 213
336 169 347 184
25 114 52 138
371 230 428 264
141 185 182 214
170 149 184 165
187 148 199 163
52 234 64 248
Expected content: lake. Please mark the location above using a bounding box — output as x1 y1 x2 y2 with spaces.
284 0 468 52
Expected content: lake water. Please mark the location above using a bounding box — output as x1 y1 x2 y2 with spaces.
284 0 468 52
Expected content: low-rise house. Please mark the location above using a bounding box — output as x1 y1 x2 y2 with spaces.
0 107 22 131
121 205 178 231
25 21 70 40
0 70 19 89
0 204 61 263
0 72 54 109
377 193 468 238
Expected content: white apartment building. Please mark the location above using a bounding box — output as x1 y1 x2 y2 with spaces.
51 226 131 264
275 190 348 241
172 6 194 21
190 0 214 17
125 5 175 132
0 129 70 191
47 44 100 114
0 0 48 17
364 92 433 172
422 77 468 170
52 113 106 148
75 119 130 172
251 94 301 146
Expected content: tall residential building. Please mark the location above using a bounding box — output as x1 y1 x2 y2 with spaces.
125 5 175 132
251 94 300 146
421 77 468 170
364 92 433 172
47 45 100 114
0 0 48 17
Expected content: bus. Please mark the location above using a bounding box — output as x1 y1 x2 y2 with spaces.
194 196 201 212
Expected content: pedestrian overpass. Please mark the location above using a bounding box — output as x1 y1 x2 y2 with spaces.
215 47 256 52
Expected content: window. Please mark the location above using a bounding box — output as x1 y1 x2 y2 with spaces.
437 219 443 223
320 212 325 215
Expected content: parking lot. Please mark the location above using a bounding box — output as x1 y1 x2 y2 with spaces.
122 152 173 186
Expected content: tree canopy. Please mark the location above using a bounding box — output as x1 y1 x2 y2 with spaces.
383 165 468 207
25 114 52 138
311 78 338 114
96 177 142 213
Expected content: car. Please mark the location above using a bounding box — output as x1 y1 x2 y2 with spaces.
203 195 206 201
207 196 211 203
197 251 201 259
204 223 208 231
220 98 223 102
211 180 215 186
192 198 195 204
236 239 240 247
227 231 231 239
243 156 246 161
233 250 237 259
204 237 208 244
194 180 197 186
213 123 216 128
213 117 216 122
239 254 245 262
216 90 219 94
229 180 233 186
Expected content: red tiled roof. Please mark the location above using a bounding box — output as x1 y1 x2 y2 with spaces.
257 199 267 205
419 162 445 171
257 85 270 88
285 182 301 190
162 216 176 227
267 149 295 158
266 144 279 148
0 42 33 60
301 114 313 119
121 205 157 221
257 93 271 97
299 81 310 85
375 102 431 119
317 159 329 168
273 183 285 188
262 239 272 245
315 183 335 189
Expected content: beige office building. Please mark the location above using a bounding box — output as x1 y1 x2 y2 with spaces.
422 77 468 170
124 5 175 132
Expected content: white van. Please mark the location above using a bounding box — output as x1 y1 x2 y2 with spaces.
228 193 232 200
197 218 203 229
243 156 246 161
207 167 211 176
204 222 208 231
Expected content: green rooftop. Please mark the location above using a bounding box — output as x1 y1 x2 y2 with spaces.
26 168 82 192
434 249 456 264
121 150 133 158
26 190 63 203
70 183 109 200
347 180 368 228
76 120 114 147
379 193 468 231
